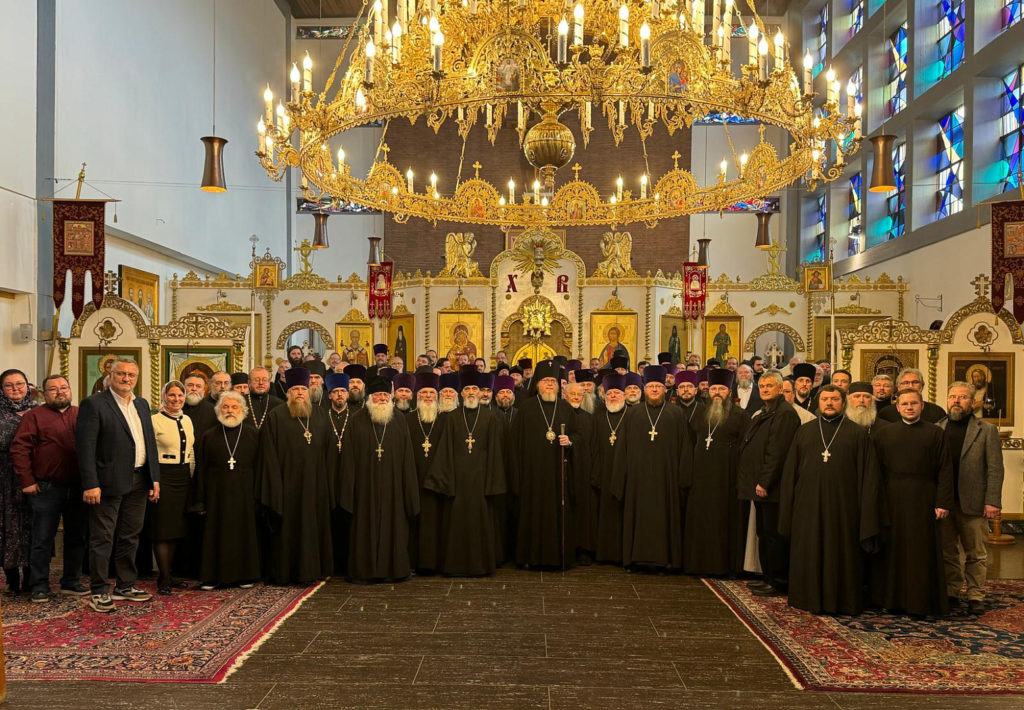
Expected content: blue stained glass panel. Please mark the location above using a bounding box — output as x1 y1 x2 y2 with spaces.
886 24 908 117
937 106 965 217
1001 67 1023 191
887 143 906 240
814 193 827 262
850 0 864 37
938 0 965 80
848 174 862 256
1004 0 1022 28
815 5 829 77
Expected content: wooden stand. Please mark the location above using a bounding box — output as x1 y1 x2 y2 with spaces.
988 512 1016 546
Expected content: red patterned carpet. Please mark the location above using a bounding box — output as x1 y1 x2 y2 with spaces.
2 580 323 683
705 578 1024 694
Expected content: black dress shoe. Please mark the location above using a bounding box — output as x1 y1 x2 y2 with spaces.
750 585 783 597
747 580 773 591
968 599 985 615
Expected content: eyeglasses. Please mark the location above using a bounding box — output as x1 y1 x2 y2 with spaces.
2 382 27 390
900 379 922 386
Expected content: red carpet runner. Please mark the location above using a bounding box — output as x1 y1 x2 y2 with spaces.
706 579 1024 694
3 580 323 683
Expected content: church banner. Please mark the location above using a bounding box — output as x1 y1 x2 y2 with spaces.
682 262 706 319
991 200 1024 324
52 199 108 318
367 260 394 320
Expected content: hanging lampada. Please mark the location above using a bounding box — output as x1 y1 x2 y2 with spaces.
201 0 227 192
311 212 329 249
868 134 896 193
754 212 772 249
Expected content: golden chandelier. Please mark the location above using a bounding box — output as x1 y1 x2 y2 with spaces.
257 0 861 228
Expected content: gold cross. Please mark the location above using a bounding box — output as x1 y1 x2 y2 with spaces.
466 433 476 453
337 440 342 453
648 428 659 442
609 431 617 446
705 433 713 449
472 161 481 178
822 449 831 462
572 163 582 181
303 430 312 445
422 438 432 456
376 443 384 461
228 457 236 470
671 151 681 170
971 274 991 299
380 143 390 162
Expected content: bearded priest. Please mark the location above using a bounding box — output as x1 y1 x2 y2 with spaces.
256 367 334 585
610 365 692 571
340 376 420 583
194 391 260 589
406 372 446 573
592 373 627 564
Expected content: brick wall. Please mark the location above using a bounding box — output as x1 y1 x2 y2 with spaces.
383 116 691 275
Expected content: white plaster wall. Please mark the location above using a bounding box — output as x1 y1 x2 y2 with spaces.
53 0 289 276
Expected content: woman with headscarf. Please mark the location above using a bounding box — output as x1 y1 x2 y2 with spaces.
0 368 37 593
149 380 196 594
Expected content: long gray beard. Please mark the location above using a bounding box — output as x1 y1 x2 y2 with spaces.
947 405 968 422
440 398 458 413
367 399 395 426
737 381 752 391
707 396 731 428
605 400 625 413
310 386 324 403
217 412 243 428
581 392 596 414
539 391 557 403
846 403 876 427
463 396 479 409
417 400 438 423
287 398 312 419
395 399 411 411
185 393 203 406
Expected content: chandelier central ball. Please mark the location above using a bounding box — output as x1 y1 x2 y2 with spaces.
523 107 576 189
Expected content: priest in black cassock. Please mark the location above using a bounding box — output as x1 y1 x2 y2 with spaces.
778 385 881 615
425 366 506 576
623 373 643 406
791 363 818 411
366 343 389 378
674 370 704 440
564 382 595 563
194 391 261 589
592 374 627 564
611 365 691 571
439 373 461 413
339 376 420 583
737 370 802 596
393 373 416 413
514 358 534 408
493 375 518 426
325 373 353 572
256 367 334 585
406 372 446 573
872 388 954 617
184 372 219 435
491 374 517 562
508 360 580 568
683 369 748 576
875 368 947 423
245 366 283 431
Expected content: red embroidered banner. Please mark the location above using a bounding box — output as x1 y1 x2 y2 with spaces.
683 262 706 319
52 200 107 318
991 200 1024 324
367 261 394 320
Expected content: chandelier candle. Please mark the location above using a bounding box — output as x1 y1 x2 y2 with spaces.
618 5 628 47
290 63 300 101
302 52 312 92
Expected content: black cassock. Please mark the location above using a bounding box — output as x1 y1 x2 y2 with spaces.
339 409 420 582
871 420 954 616
592 405 627 564
425 405 506 575
611 402 692 569
683 406 748 576
568 406 595 557
246 392 283 430
257 407 334 584
194 423 261 586
327 407 354 573
405 409 447 572
491 405 517 564
509 398 579 568
778 417 881 615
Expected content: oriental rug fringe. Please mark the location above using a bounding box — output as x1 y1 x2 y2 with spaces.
3 579 324 683
705 578 1024 694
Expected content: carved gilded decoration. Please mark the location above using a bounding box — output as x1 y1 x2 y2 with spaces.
288 301 324 314
196 299 248 312
743 323 806 355
591 232 638 279
70 295 148 339
275 320 335 350
438 232 483 279
754 304 791 317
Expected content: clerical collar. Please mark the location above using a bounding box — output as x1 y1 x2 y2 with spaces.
820 412 843 423
331 405 348 414
901 417 920 425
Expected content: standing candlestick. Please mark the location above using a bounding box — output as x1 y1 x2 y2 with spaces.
392 21 403 63
719 159 727 180
257 118 266 154
373 0 382 46
692 0 704 38
825 66 836 103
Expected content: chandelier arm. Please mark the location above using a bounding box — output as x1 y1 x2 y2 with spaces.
721 121 740 171
324 0 370 103
455 132 468 190
373 117 391 164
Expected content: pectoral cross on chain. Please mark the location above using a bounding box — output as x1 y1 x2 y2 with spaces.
705 434 714 450
609 432 617 446
336 440 343 453
422 438 432 457
303 430 312 445
648 428 659 442
822 449 831 463
228 457 236 470
466 433 475 454
376 443 384 462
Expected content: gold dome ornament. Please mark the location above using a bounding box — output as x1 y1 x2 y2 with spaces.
523 105 576 194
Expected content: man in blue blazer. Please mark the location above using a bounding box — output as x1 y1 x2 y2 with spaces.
76 357 160 612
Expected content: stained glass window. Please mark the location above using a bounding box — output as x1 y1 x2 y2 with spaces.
937 106 965 218
813 193 827 261
1004 0 1022 28
887 142 906 240
850 0 864 37
814 5 829 78
1001 66 1023 192
938 0 965 80
848 174 862 256
886 24 908 117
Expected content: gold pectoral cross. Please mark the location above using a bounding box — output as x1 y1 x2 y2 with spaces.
337 440 342 453
609 431 617 446
376 443 384 461
303 430 312 445
422 438 432 457
466 433 475 453
705 434 713 450
649 428 659 442
228 457 236 470
822 449 831 462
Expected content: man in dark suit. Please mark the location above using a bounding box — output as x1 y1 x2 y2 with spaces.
76 358 160 613
736 370 802 596
938 381 1004 614
733 363 762 413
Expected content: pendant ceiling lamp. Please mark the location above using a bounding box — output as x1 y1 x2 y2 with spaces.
311 212 329 249
201 0 227 192
754 211 772 249
696 238 711 270
868 134 896 193
367 235 382 266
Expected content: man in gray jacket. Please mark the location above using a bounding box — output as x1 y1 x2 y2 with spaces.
938 381 1004 614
